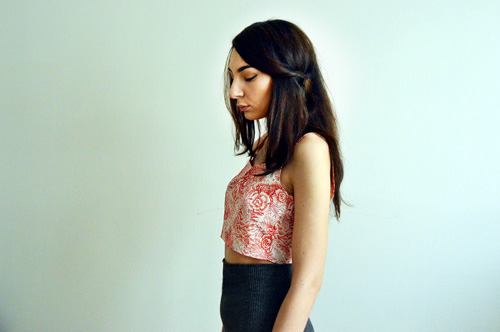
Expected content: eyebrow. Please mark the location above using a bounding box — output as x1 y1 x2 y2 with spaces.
228 65 253 73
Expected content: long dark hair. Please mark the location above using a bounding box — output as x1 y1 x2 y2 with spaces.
223 19 349 221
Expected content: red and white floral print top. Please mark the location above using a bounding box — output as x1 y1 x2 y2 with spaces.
220 132 335 264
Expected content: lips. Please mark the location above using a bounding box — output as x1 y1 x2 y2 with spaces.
238 105 249 112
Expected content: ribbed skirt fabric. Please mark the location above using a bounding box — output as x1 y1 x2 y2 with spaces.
220 258 314 332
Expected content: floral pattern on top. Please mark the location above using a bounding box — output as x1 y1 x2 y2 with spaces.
221 132 335 264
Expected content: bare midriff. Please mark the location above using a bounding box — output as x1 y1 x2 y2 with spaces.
224 245 276 264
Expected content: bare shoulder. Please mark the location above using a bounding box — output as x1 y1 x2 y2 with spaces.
292 133 329 164
289 133 330 188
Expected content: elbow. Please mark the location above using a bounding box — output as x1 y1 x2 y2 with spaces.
291 275 323 293
291 281 322 298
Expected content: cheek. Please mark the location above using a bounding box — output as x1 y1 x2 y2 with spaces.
257 83 272 103
261 87 272 106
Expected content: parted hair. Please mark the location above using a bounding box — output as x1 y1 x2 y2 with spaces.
223 19 347 221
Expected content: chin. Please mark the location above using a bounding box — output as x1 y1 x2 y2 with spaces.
244 112 266 121
244 113 256 121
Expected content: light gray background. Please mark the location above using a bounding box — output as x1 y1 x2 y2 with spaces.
1 1 499 331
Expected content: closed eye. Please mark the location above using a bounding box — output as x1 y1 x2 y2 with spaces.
245 75 257 82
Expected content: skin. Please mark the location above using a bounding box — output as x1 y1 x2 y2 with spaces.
228 49 273 122
224 48 331 332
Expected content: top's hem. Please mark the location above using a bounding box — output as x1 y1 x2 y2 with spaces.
220 235 291 265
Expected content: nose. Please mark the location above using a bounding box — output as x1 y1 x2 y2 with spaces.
229 79 244 99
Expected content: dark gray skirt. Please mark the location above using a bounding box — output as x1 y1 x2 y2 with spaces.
220 258 314 332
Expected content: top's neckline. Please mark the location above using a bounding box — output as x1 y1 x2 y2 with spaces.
248 160 266 168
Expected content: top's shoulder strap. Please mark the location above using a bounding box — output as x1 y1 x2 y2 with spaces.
255 132 268 152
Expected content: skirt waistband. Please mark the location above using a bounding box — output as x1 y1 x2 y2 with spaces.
222 258 292 286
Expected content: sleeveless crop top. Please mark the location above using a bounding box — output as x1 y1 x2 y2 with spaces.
220 132 335 264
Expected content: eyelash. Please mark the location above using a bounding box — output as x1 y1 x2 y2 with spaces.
245 75 257 82
229 75 257 83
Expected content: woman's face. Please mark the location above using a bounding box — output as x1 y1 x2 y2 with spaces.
228 49 273 121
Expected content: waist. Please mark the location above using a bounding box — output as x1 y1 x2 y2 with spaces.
224 245 276 264
222 258 292 285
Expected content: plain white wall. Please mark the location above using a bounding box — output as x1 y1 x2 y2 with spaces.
1 1 499 331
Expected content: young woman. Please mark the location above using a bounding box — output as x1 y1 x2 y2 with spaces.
220 19 345 332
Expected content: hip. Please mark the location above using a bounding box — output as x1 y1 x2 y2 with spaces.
220 258 314 332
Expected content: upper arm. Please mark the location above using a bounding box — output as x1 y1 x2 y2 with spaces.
289 133 331 289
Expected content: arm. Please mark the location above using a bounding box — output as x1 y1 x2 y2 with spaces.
272 134 331 332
